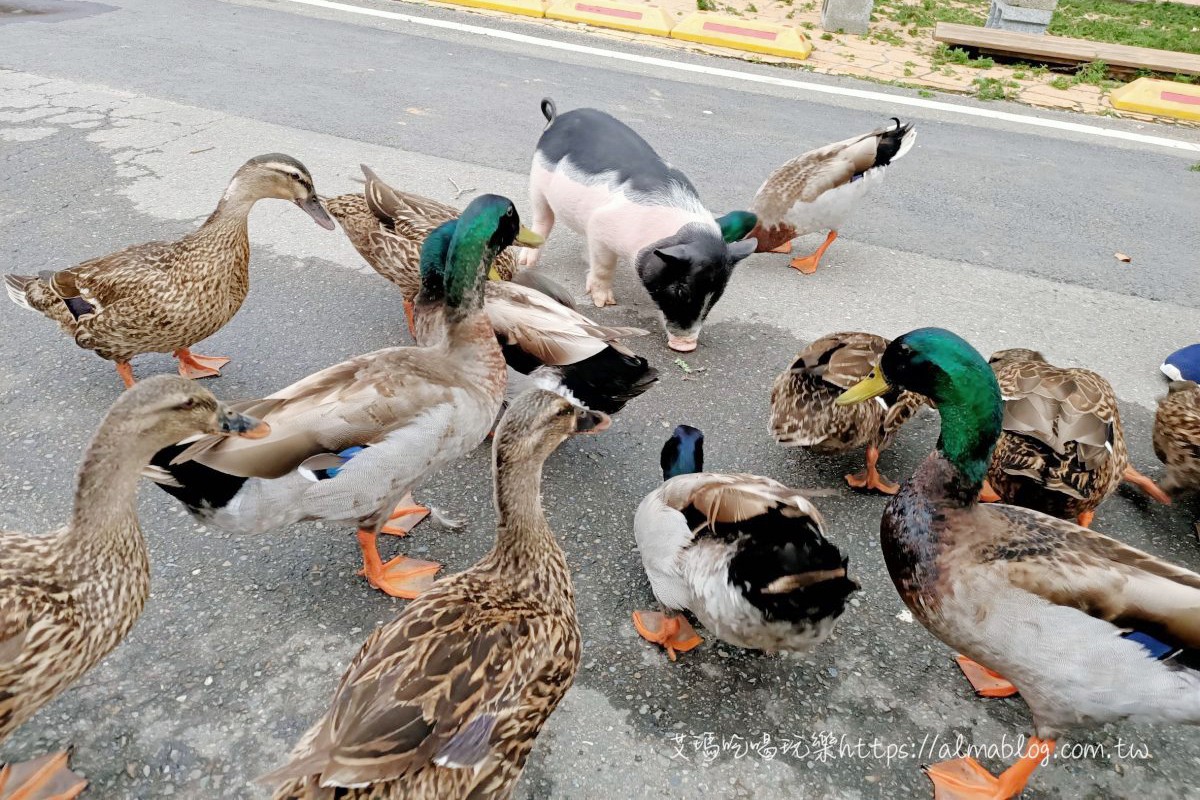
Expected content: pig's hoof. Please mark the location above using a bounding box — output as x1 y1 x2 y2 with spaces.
590 291 616 308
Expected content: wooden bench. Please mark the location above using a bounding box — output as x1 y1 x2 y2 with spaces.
933 22 1200 77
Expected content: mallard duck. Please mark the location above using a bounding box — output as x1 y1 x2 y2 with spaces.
324 164 519 333
770 332 926 494
422 243 659 414
264 389 609 799
4 154 334 387
144 195 541 599
1154 380 1200 497
984 348 1171 530
837 327 1200 800
748 119 915 274
631 425 859 661
0 376 264 799
332 165 658 414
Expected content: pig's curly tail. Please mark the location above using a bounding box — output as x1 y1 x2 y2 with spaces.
540 98 557 124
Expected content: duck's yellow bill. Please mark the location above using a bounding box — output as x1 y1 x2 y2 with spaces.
836 366 890 406
516 226 545 248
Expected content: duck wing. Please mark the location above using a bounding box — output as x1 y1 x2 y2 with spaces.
262 587 545 787
983 505 1200 651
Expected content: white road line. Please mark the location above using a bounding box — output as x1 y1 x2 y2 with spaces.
274 0 1200 154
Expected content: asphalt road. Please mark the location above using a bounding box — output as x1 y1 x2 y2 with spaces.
1 0 1198 798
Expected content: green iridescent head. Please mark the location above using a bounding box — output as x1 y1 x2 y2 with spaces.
417 219 455 303
837 327 1002 486
418 194 544 312
715 210 758 244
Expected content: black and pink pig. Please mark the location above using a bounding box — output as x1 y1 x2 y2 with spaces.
521 99 757 353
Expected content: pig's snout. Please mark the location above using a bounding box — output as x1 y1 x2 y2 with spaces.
668 334 699 352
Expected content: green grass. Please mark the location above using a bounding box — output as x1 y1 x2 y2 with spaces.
696 0 715 10
1052 0 1200 56
874 0 988 30
972 76 1020 100
932 43 994 69
1043 60 1122 91
872 28 906 46
874 0 1199 56
1190 162 1200 172
918 88 935 97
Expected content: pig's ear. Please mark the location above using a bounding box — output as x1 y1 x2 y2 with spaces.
726 238 757 263
653 244 695 270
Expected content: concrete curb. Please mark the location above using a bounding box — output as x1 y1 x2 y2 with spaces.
544 0 673 37
671 12 811 60
1110 78 1200 122
448 0 546 16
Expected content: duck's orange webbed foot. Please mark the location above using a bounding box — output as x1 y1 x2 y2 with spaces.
379 492 430 536
845 445 899 495
978 481 1001 503
173 348 231 380
115 361 135 389
955 655 1018 698
1122 465 1172 505
924 737 1054 799
768 240 794 254
356 530 441 599
0 750 87 800
1076 510 1094 528
788 230 837 275
632 610 702 662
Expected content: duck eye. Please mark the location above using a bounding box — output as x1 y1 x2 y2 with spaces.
557 406 573 417
178 398 197 410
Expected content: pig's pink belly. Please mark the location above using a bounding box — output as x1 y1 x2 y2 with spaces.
534 166 698 261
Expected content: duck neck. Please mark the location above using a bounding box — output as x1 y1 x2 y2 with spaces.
442 310 507 384
488 443 567 583
62 419 154 627
203 173 264 227
931 373 1003 504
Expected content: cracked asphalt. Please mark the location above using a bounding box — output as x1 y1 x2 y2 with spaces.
1 0 1198 798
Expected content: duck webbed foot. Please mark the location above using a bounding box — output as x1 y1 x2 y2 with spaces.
173 348 231 380
0 751 87 800
955 655 1018 698
631 610 702 662
788 230 837 274
379 492 430 536
356 529 441 599
924 737 1053 799
1121 465 1172 505
845 445 899 495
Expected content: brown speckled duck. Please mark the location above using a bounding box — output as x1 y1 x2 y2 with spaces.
4 154 334 388
748 120 915 274
263 389 608 800
144 196 541 599
0 376 264 799
324 164 519 333
837 328 1200 800
1154 380 1200 497
770 332 926 494
984 349 1170 529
